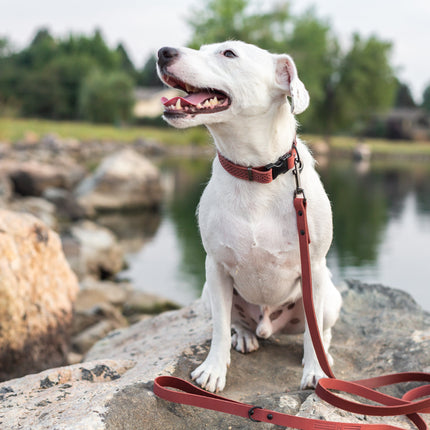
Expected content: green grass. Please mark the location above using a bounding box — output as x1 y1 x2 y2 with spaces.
1 117 430 157
0 117 211 146
305 135 430 157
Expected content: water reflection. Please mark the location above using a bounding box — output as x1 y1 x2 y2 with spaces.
121 155 430 311
97 210 161 253
321 160 389 266
120 157 209 305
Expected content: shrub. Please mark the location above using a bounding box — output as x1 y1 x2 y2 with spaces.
79 69 135 124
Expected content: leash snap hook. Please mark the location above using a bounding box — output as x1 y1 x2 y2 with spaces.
293 157 305 199
248 406 263 422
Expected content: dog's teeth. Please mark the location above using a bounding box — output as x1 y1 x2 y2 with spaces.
197 103 203 109
185 83 192 92
175 99 181 110
204 100 211 108
213 96 219 105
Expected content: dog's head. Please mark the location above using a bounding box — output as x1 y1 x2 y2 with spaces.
157 41 309 128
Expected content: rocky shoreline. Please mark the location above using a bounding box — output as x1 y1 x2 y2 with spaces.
0 133 185 380
0 280 429 429
0 134 429 427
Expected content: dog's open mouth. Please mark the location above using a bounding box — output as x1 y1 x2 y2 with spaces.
161 74 231 116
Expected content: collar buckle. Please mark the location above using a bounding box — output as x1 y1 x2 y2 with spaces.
264 152 292 180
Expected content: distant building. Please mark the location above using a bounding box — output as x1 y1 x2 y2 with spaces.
133 87 179 118
368 108 430 141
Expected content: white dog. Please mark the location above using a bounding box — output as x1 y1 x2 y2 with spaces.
157 41 342 393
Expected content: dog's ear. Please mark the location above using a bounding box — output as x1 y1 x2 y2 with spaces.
274 54 309 115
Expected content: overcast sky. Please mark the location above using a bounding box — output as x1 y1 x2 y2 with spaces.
1 0 429 101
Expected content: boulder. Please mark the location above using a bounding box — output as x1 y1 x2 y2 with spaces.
0 174 12 203
132 138 166 156
78 278 132 308
43 187 87 221
75 149 163 214
71 280 131 354
0 209 79 381
64 220 124 280
0 281 428 428
9 196 58 230
72 315 128 355
70 281 180 355
0 159 86 196
0 141 11 158
122 290 180 316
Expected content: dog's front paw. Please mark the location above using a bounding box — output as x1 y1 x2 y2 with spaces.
300 366 326 390
191 358 229 392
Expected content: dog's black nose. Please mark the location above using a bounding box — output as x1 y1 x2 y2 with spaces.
158 47 179 69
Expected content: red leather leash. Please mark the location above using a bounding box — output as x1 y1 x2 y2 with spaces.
153 143 430 429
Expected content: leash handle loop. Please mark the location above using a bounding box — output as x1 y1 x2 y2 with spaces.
154 375 427 429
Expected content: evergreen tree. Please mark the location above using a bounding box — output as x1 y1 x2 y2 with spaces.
0 37 13 57
394 82 416 108
79 69 135 123
0 27 137 122
137 55 163 87
116 43 136 76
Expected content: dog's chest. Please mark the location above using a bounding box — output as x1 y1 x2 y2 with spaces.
199 184 301 304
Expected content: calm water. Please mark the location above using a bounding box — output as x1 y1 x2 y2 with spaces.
121 155 430 311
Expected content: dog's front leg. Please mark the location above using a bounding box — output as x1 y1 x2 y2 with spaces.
300 264 337 389
191 256 233 392
301 310 326 389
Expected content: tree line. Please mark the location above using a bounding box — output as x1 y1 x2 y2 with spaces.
1 0 430 134
185 0 430 135
0 29 147 124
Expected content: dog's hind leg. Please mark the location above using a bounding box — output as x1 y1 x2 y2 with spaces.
231 289 260 353
231 324 259 353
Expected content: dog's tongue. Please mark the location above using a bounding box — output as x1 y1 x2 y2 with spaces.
161 91 214 107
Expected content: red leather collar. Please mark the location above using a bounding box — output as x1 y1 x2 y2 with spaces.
217 140 298 183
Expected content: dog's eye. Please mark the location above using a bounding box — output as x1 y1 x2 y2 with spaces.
222 50 237 59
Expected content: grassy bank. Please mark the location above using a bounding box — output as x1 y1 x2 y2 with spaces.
0 117 211 146
1 117 430 157
326 135 430 157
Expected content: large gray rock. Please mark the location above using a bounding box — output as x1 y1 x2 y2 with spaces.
75 149 163 214
0 281 428 429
